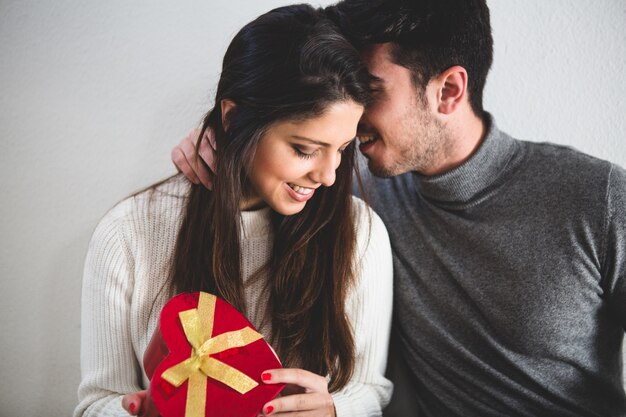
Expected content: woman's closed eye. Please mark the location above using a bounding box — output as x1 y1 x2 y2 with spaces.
292 145 318 159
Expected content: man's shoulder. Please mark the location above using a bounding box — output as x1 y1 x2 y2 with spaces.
517 139 626 209
522 140 615 175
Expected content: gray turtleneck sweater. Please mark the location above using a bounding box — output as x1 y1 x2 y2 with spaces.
359 117 626 416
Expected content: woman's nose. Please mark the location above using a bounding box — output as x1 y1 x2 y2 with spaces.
312 153 339 187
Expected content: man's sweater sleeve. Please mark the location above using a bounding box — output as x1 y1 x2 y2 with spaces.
603 164 626 329
332 198 394 416
74 201 142 417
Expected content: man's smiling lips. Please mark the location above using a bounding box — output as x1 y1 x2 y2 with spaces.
356 132 380 154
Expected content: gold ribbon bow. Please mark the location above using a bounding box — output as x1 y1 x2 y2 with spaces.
162 292 263 417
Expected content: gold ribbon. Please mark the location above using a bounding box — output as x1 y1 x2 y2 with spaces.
161 292 263 417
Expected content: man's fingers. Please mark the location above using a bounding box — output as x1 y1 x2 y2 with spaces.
198 136 215 168
181 133 214 187
171 147 200 184
171 128 214 189
196 136 215 188
179 134 199 168
204 128 216 150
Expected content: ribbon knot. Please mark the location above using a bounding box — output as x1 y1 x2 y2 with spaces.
161 292 263 417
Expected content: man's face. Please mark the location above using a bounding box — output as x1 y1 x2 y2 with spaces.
357 43 449 177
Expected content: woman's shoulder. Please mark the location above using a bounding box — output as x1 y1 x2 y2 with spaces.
350 195 387 236
105 174 188 216
130 173 191 207
345 195 393 323
91 174 190 247
349 195 391 258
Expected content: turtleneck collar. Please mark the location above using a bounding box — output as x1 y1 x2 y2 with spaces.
414 115 521 204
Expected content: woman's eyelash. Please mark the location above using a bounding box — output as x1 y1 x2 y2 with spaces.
293 146 315 159
293 143 348 158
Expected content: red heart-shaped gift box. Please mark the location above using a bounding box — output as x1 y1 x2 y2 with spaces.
143 292 284 417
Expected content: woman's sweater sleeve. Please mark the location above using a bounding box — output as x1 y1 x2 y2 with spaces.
332 198 394 416
74 201 142 417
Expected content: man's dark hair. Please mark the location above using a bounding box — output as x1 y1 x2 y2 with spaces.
326 0 494 116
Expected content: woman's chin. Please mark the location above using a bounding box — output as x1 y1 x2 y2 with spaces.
270 201 307 216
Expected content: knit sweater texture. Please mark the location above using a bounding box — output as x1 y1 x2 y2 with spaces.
363 116 626 416
75 175 394 417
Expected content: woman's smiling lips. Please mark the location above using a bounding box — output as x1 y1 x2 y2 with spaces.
285 182 317 202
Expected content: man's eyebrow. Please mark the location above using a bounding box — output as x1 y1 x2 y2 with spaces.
291 135 355 147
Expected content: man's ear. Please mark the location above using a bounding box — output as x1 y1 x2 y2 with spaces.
220 99 237 131
435 66 468 115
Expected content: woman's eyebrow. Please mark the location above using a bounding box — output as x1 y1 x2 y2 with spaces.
291 135 355 147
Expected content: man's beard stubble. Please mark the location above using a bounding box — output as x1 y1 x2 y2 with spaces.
366 106 448 178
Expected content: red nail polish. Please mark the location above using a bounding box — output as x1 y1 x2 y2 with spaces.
265 405 274 415
129 402 136 414
261 372 271 381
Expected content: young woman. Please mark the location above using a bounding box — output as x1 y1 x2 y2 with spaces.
75 5 393 417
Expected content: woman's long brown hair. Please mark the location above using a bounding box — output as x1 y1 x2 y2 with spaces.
168 5 375 391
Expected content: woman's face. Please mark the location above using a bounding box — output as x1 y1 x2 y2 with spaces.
244 100 363 215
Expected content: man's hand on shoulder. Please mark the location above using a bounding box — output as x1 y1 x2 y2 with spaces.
171 128 216 189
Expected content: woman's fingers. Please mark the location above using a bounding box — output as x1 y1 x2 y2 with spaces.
280 383 305 396
121 390 148 415
260 369 334 416
262 368 328 393
262 392 333 415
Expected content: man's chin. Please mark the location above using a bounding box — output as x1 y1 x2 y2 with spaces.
366 159 400 178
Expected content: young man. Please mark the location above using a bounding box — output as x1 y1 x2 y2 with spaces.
173 1 626 415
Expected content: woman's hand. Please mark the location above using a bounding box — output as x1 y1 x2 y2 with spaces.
121 390 148 415
171 128 216 189
260 368 336 416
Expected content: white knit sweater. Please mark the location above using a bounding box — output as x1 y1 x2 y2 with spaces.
75 175 393 417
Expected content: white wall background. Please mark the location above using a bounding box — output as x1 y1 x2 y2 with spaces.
0 1 624 415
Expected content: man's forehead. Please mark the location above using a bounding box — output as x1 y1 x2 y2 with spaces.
361 43 409 83
361 43 394 64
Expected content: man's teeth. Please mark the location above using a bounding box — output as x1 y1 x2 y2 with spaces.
357 134 378 144
288 184 314 195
